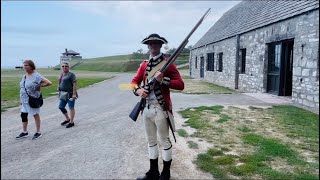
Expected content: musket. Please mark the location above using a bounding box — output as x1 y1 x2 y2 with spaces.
148 8 211 85
129 8 211 124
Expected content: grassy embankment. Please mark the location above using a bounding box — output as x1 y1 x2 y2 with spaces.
55 54 189 72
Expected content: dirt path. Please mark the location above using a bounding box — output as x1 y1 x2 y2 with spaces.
1 73 292 179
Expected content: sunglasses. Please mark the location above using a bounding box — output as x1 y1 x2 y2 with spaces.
61 66 69 68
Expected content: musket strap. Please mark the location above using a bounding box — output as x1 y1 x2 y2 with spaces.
165 111 176 143
168 120 176 143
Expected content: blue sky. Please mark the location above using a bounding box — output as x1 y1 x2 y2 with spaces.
1 1 240 68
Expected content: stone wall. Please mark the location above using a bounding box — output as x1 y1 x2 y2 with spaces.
190 38 237 89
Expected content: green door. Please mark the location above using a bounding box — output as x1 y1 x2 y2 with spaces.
267 42 282 95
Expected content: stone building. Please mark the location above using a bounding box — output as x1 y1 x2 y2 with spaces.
60 48 82 64
190 0 319 110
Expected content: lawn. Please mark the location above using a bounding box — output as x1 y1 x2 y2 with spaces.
172 78 236 94
178 105 319 180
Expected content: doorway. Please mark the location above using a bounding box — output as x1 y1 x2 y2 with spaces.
200 57 204 78
267 39 294 96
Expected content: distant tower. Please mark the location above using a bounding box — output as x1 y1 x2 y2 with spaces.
60 48 82 64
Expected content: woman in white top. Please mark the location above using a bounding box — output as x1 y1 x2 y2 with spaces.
16 60 52 140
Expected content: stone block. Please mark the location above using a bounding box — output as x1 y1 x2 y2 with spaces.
302 69 310 76
302 100 311 106
307 95 314 101
309 103 315 108
301 58 307 66
306 60 317 68
293 67 302 76
306 85 313 89
293 76 298 81
308 33 317 38
312 70 318 77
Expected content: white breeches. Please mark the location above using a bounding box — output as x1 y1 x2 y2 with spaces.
143 104 172 161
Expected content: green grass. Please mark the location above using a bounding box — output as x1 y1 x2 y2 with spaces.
212 155 235 165
179 65 189 70
1 76 110 112
237 126 253 132
83 54 132 62
1 77 21 111
187 141 199 149
195 152 228 179
74 60 142 72
258 167 319 180
177 129 189 137
181 75 192 79
179 106 224 129
179 105 319 180
58 54 190 72
217 114 232 123
195 133 314 179
179 106 230 129
208 149 224 156
176 79 236 94
228 163 260 176
243 133 303 164
269 105 319 140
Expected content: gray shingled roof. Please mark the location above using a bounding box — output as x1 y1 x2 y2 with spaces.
62 50 80 55
193 0 319 49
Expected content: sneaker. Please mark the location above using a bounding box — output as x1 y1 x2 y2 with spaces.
61 120 70 126
66 122 74 128
16 132 28 139
32 132 42 140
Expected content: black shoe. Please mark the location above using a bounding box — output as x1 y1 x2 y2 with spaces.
32 132 42 140
16 132 28 139
61 120 70 126
160 170 170 180
66 122 74 128
160 159 172 180
137 170 160 180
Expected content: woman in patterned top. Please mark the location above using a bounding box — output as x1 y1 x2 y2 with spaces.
16 60 52 140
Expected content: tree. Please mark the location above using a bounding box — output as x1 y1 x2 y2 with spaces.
166 48 177 55
165 45 193 55
137 49 143 54
131 49 147 59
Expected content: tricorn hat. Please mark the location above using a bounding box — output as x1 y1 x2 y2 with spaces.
141 33 168 44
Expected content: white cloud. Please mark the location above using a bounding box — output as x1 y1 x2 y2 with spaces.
64 1 240 48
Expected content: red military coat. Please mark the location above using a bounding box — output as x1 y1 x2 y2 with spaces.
131 58 184 111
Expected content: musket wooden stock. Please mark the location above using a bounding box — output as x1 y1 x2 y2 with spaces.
129 98 144 121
